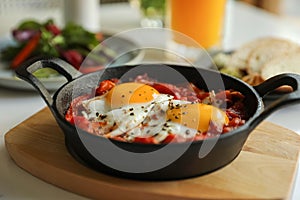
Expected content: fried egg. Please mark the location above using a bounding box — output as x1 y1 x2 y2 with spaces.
81 82 229 143
106 82 160 109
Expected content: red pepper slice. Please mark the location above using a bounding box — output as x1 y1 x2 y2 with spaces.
151 83 181 99
11 32 41 69
162 134 176 143
95 80 116 96
45 24 61 35
133 137 157 144
162 134 187 143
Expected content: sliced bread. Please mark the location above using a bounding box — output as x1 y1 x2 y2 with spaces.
225 37 278 69
247 38 300 73
261 52 300 80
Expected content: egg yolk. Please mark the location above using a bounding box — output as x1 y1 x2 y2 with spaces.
106 82 159 109
166 103 229 133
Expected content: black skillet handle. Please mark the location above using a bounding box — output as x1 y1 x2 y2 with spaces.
15 58 82 108
250 73 300 129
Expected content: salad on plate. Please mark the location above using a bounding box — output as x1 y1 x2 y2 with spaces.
0 19 118 78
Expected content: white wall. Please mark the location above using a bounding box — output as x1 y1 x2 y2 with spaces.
282 0 300 17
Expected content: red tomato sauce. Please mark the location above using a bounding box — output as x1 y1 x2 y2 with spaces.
65 74 247 144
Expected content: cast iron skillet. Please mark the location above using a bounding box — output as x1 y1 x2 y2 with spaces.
16 58 300 180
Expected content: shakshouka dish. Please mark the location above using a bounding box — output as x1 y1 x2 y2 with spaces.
65 74 247 144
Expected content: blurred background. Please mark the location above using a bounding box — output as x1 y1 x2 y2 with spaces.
1 0 300 35
241 0 300 23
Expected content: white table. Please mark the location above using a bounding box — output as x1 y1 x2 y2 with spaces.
1 1 300 199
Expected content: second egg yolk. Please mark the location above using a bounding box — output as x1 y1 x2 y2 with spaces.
166 103 229 133
106 82 160 109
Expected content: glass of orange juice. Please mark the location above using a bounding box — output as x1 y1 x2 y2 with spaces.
169 0 227 51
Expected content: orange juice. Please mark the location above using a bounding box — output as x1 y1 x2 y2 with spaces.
170 0 226 49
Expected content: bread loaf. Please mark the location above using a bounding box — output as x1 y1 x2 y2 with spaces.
215 37 300 90
261 52 300 80
225 37 275 69
247 38 300 73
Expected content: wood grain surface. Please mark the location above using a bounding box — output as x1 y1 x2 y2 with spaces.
5 108 300 200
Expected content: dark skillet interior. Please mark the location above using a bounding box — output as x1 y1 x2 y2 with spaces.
54 64 260 141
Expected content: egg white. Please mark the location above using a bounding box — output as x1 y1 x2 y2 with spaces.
81 93 198 142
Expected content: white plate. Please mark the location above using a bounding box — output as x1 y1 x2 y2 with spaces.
0 62 67 91
0 34 144 91
0 35 67 90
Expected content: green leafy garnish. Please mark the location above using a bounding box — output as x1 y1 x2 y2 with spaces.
0 19 117 77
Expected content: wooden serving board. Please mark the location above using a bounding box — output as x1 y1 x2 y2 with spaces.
5 108 300 200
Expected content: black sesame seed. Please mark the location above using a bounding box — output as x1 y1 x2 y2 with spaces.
100 114 107 120
129 108 134 111
185 129 191 135
121 94 125 98
130 113 134 116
